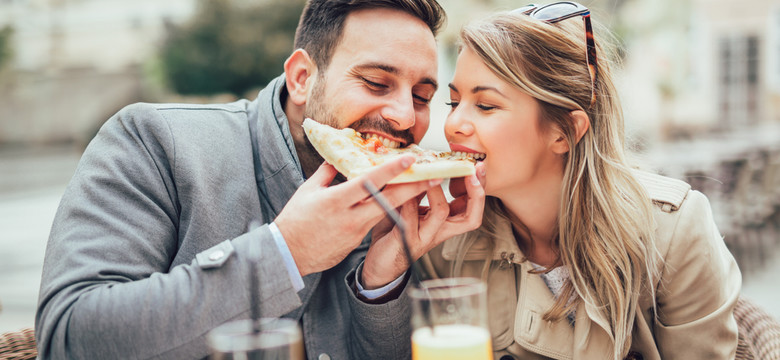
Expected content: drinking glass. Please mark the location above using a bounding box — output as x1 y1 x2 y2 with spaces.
410 277 493 360
208 318 304 360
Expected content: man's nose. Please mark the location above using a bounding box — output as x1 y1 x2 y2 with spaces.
381 91 416 130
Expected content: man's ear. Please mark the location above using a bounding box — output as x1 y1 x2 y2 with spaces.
284 49 318 106
550 110 591 154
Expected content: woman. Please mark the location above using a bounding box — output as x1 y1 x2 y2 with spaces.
424 2 741 359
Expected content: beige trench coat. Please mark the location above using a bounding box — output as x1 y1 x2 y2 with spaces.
423 171 741 360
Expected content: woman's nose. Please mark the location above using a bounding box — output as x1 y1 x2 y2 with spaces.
445 106 474 137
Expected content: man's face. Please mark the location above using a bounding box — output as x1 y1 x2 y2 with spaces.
304 8 438 148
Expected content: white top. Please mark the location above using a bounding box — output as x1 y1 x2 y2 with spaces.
530 262 576 324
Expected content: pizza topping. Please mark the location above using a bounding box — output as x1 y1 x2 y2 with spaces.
363 137 388 154
361 133 402 149
302 118 476 183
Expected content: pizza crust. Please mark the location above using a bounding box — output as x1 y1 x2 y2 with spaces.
303 118 476 184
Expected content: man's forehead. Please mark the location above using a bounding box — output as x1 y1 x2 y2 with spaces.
335 9 438 85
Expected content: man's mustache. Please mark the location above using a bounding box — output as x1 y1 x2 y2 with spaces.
350 116 415 146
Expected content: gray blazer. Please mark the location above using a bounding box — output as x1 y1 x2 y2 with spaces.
36 75 412 359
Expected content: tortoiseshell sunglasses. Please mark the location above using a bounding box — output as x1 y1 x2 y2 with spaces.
512 2 598 108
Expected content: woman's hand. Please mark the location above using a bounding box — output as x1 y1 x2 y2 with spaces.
361 163 486 289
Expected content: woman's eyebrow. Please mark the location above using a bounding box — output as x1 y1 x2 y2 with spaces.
448 83 508 99
471 85 508 99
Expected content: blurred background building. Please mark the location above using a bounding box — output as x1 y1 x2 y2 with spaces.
0 0 778 334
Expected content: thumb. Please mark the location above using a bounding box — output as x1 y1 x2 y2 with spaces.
475 162 487 190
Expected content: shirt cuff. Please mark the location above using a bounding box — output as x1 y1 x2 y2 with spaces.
269 222 305 292
354 261 407 300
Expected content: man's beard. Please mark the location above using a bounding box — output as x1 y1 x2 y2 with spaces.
304 73 414 146
304 73 338 128
303 76 347 182
302 73 416 182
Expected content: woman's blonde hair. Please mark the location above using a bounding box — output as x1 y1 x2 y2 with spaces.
454 11 659 359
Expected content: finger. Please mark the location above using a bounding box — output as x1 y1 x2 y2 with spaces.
399 200 419 234
417 186 451 246
353 178 441 227
337 155 416 204
397 200 422 262
423 185 449 222
371 215 395 243
448 177 466 199
375 178 442 211
475 162 487 190
459 173 486 228
300 162 339 190
449 174 483 218
448 196 468 216
425 174 485 246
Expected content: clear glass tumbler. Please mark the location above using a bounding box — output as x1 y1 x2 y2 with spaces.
208 318 304 360
410 277 493 360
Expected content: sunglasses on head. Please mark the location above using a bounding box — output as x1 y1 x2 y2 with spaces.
511 2 598 108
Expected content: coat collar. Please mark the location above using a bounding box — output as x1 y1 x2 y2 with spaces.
441 214 615 359
250 74 306 217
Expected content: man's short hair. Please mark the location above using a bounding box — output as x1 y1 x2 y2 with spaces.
294 0 446 69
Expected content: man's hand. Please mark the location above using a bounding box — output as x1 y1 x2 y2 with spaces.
274 155 441 277
361 162 486 289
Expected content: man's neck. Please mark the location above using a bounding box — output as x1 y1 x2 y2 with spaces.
282 86 320 179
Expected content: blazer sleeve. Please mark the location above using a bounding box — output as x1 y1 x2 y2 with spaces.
654 190 741 359
344 266 413 360
35 104 302 359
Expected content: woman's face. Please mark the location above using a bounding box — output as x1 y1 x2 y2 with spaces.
445 47 564 199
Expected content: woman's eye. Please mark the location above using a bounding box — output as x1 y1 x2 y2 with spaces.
477 104 497 111
445 101 459 109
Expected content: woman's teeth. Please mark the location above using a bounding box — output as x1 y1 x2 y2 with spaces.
453 151 486 161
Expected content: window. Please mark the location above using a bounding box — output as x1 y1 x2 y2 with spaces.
718 35 761 128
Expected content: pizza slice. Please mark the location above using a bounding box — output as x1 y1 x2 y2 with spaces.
303 118 479 184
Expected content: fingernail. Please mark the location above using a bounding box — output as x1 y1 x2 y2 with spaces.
401 157 414 168
478 167 487 177
470 174 480 186
429 179 443 186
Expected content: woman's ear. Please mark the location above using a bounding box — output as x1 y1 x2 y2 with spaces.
284 49 317 106
570 110 591 144
550 110 591 154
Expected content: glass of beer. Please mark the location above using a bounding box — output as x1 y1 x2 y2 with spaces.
208 317 304 360
410 277 493 360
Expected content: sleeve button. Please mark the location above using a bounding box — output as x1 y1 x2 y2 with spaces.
318 354 331 360
208 250 225 261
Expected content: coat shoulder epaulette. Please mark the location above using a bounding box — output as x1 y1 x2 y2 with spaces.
632 169 692 213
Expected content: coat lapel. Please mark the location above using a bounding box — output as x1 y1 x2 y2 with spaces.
572 301 615 359
441 214 618 360
251 74 306 217
513 260 576 360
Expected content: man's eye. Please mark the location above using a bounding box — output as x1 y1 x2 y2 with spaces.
362 77 388 90
414 94 432 105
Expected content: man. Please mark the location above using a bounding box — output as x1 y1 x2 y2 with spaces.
36 0 485 359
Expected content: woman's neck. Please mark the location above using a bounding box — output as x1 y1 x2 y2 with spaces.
500 170 564 267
